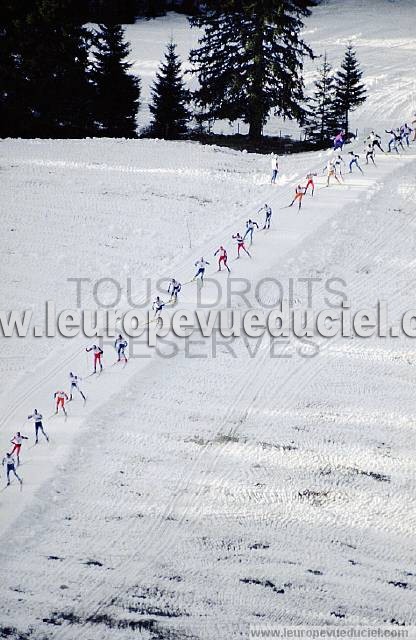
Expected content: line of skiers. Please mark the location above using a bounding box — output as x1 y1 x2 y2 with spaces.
4 121 414 488
156 119 413 304
3 408 55 486
2 335 131 487
192 206 272 279
150 203 274 316
385 123 413 153
284 123 413 212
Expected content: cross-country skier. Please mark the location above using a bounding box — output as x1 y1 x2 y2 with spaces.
54 390 68 416
400 123 413 147
334 155 346 178
214 246 231 272
86 344 103 373
168 278 181 303
69 372 87 402
9 432 29 466
193 258 210 283
27 409 49 444
325 159 341 187
289 185 306 210
271 155 279 184
333 131 345 151
348 152 364 174
152 296 166 319
365 131 384 153
304 172 317 196
385 128 402 153
365 142 376 166
243 219 259 245
114 335 128 363
2 452 22 487
232 233 251 259
258 204 272 229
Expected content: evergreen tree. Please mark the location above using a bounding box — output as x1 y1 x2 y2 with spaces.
23 26 94 137
189 0 317 140
3 0 95 137
149 41 190 139
92 24 141 137
304 53 337 145
334 43 366 133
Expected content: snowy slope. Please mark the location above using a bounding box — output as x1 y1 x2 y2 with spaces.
1 2 416 639
2 142 416 640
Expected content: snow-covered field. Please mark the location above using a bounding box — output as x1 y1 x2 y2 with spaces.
1 2 416 639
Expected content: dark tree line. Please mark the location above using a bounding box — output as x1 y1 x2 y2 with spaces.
304 43 366 145
92 25 141 137
0 2 140 137
0 0 366 142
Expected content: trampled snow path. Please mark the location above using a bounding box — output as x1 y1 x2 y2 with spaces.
1 138 416 639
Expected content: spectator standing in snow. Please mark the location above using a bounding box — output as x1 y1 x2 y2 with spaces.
270 155 279 184
333 130 345 151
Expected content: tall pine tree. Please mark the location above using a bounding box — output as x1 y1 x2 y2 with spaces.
92 24 141 137
333 43 366 133
304 53 337 145
189 0 317 140
149 41 190 139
